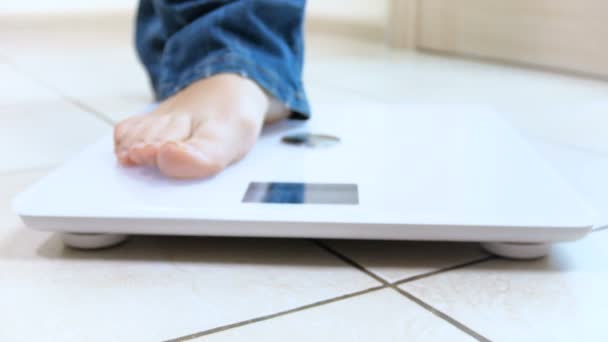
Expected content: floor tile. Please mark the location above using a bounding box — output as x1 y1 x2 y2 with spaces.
0 170 47 227
0 63 61 107
0 171 380 342
5 52 151 124
401 230 608 342
0 65 110 172
195 289 475 342
324 240 489 283
0 12 133 55
1 17 151 123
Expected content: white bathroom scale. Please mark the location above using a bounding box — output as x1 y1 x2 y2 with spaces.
13 102 596 258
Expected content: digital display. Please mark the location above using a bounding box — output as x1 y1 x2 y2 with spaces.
243 182 358 205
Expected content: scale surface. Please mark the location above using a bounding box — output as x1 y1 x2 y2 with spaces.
13 103 596 258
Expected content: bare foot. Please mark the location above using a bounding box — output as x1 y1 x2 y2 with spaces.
114 73 289 179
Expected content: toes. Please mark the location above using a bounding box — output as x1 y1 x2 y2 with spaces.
115 114 193 166
156 139 226 179
116 150 136 167
125 116 170 166
114 116 142 150
114 118 148 157
128 142 160 166
114 118 139 167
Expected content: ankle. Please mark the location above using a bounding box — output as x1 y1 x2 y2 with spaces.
265 97 291 124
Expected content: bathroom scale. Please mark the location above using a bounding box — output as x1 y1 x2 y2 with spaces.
13 102 596 259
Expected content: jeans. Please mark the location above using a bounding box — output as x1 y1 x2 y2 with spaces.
135 0 310 118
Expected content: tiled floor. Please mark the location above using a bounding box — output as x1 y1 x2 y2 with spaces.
1 14 607 342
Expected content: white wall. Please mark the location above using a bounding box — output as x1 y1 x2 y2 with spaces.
0 0 137 14
1 0 388 28
307 0 388 28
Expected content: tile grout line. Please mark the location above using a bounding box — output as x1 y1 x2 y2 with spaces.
163 284 387 342
311 240 393 284
592 225 608 232
165 236 470 341
3 57 115 126
0 164 58 177
531 137 608 160
393 286 491 342
312 240 492 342
53 94 116 126
168 235 492 341
392 255 497 286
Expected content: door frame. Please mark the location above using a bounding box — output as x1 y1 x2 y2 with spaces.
387 0 418 49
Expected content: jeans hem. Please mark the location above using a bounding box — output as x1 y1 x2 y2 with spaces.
156 52 310 118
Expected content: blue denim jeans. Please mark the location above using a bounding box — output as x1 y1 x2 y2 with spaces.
135 0 310 118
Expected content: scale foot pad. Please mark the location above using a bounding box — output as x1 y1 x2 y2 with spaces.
61 233 128 249
481 242 551 259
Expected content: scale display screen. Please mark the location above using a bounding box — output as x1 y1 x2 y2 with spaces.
242 182 358 205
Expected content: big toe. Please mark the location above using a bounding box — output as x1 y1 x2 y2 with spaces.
156 140 227 179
